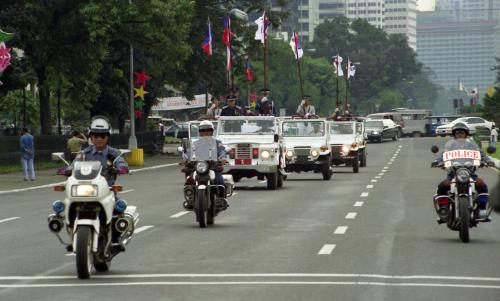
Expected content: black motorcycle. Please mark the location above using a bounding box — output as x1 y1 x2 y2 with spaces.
182 160 233 228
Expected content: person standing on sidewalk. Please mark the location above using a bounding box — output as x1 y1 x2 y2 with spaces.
20 127 35 181
491 125 498 147
67 130 87 161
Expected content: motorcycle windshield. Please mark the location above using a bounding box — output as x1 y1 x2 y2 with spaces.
73 161 102 180
190 138 218 161
442 138 481 167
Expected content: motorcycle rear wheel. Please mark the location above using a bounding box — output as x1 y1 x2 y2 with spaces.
458 196 470 243
76 226 93 279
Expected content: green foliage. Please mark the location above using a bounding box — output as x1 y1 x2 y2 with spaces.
483 58 500 125
0 90 38 130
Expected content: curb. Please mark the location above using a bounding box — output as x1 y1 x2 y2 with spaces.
492 157 500 170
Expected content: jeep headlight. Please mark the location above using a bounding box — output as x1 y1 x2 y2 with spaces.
456 168 470 183
372 131 379 135
341 145 350 154
310 149 319 158
71 185 98 197
261 150 271 159
195 162 209 174
286 149 294 159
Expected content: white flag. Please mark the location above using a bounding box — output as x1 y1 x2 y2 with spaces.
347 58 356 78
332 55 343 77
254 12 268 44
289 32 303 59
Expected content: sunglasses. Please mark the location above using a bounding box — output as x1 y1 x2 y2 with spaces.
199 129 213 133
455 130 466 134
91 133 108 139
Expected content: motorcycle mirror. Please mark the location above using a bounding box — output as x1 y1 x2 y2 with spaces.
51 152 69 166
431 145 439 153
274 134 279 143
487 145 496 154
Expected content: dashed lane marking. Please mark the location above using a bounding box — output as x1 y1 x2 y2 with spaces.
134 225 154 234
354 202 364 207
334 226 348 234
378 173 384 176
371 179 377 183
121 189 135 194
360 192 369 198
345 212 357 219
170 211 190 218
318 244 336 255
375 176 381 179
366 185 374 189
0 217 20 224
129 163 178 174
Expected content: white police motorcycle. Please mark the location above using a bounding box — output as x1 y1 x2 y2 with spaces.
48 151 139 279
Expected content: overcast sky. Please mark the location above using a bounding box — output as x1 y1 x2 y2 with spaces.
418 0 435 11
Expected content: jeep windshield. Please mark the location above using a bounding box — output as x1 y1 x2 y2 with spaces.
219 119 276 135
365 121 384 130
283 121 325 137
330 123 354 135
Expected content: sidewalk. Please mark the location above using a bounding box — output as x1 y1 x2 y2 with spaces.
0 154 180 192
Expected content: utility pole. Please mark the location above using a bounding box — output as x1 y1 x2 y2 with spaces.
128 0 137 149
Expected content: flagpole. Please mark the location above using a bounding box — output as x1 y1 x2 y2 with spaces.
293 32 304 100
263 11 268 90
336 56 339 109
344 57 349 116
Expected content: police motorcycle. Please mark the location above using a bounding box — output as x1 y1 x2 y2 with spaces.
431 145 496 243
48 150 139 279
179 121 234 228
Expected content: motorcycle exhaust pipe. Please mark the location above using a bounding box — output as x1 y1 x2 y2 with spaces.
48 214 64 233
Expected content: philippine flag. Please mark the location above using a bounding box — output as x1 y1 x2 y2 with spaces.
245 60 254 81
201 22 213 56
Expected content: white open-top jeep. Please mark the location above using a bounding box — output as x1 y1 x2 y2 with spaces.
328 120 367 173
280 118 332 180
216 116 285 190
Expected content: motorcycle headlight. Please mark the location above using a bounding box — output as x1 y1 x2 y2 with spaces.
195 162 209 174
310 149 319 158
71 185 98 197
456 168 471 183
286 149 294 159
261 150 271 159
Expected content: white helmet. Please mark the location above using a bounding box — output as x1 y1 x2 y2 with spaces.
199 120 214 131
90 115 111 134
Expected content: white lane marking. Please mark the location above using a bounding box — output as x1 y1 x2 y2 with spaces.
383 166 388 169
381 170 387 173
135 225 154 234
65 253 75 257
170 211 189 218
334 226 348 234
371 179 377 183
4 273 500 281
360 192 369 198
392 156 397 159
388 162 392 165
378 173 384 176
129 163 178 174
259 180 267 184
0 217 20 224
0 182 65 195
375 176 381 179
490 167 499 173
366 185 374 189
345 212 357 219
318 244 336 255
232 192 238 196
354 201 364 207
3 281 500 289
121 189 135 194
0 163 178 195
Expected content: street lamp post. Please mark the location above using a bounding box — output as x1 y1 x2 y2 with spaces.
128 0 137 149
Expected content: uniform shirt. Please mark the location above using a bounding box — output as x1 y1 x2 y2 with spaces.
76 145 129 185
296 105 315 116
20 133 35 160
220 105 244 116
256 98 276 116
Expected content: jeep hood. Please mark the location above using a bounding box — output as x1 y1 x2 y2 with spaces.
217 135 275 145
329 135 356 145
283 137 326 148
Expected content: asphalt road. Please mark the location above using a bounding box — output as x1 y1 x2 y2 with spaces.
0 138 499 301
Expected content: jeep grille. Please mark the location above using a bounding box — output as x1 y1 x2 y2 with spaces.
236 144 251 159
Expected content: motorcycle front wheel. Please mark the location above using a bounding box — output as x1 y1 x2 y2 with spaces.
458 196 470 243
197 191 207 228
76 225 93 279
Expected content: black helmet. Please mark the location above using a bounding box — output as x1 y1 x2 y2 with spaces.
451 122 469 136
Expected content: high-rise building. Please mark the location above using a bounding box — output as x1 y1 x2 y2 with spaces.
383 0 417 50
417 9 500 93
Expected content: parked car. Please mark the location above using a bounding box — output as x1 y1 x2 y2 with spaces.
365 119 400 143
165 122 189 139
435 117 494 137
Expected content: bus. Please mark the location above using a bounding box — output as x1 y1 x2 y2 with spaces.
366 108 432 137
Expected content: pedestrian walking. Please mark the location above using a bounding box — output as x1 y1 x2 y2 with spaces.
20 127 35 181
